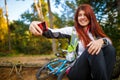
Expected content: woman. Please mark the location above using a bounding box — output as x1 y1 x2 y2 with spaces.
29 4 116 80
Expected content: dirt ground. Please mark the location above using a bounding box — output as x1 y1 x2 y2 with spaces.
0 56 56 80
0 56 120 80
0 56 53 65
0 67 39 80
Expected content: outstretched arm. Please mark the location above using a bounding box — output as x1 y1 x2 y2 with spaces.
29 21 73 39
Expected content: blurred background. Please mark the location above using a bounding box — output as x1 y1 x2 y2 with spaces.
0 0 120 80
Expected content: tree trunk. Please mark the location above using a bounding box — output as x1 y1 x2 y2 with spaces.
47 0 57 54
117 0 120 14
4 0 11 52
34 0 44 21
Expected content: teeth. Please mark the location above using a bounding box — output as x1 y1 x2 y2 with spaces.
81 21 85 23
81 20 87 22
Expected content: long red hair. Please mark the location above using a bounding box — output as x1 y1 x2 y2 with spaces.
74 4 108 47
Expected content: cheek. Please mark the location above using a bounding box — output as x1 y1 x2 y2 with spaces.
77 16 81 21
77 17 82 23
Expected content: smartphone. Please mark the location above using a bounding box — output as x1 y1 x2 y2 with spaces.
38 21 48 32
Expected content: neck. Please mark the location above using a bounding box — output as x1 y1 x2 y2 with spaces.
83 27 87 31
83 25 90 33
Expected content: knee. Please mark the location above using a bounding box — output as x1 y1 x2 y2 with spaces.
106 44 115 49
103 44 116 55
103 44 116 61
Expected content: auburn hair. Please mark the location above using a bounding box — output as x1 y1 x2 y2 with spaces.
74 4 109 47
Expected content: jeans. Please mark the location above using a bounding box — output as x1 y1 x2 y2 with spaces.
67 44 116 80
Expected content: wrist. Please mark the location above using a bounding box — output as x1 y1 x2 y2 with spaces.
103 38 107 45
99 39 104 44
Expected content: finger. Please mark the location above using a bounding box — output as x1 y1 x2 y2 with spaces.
29 21 43 33
31 25 41 35
87 41 92 47
35 27 43 35
91 43 102 55
33 23 43 34
91 47 98 55
87 41 94 54
88 41 95 53
96 45 102 55
96 47 101 55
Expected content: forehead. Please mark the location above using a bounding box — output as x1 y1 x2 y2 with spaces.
78 10 85 14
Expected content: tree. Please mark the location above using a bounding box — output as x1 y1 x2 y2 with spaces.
0 8 8 51
12 0 53 54
4 0 11 51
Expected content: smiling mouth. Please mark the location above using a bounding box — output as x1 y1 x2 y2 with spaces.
80 20 87 23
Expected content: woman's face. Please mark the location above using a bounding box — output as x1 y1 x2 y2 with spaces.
78 10 90 27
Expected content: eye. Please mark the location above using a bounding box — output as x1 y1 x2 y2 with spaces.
78 14 82 17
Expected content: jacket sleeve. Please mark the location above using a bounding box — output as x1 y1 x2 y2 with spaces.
42 27 73 39
102 37 112 47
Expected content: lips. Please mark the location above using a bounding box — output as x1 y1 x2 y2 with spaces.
80 19 88 24
78 19 89 27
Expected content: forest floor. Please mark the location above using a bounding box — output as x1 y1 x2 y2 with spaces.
0 55 120 80
0 55 57 80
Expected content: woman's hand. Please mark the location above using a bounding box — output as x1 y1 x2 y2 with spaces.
87 39 104 55
29 21 43 36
